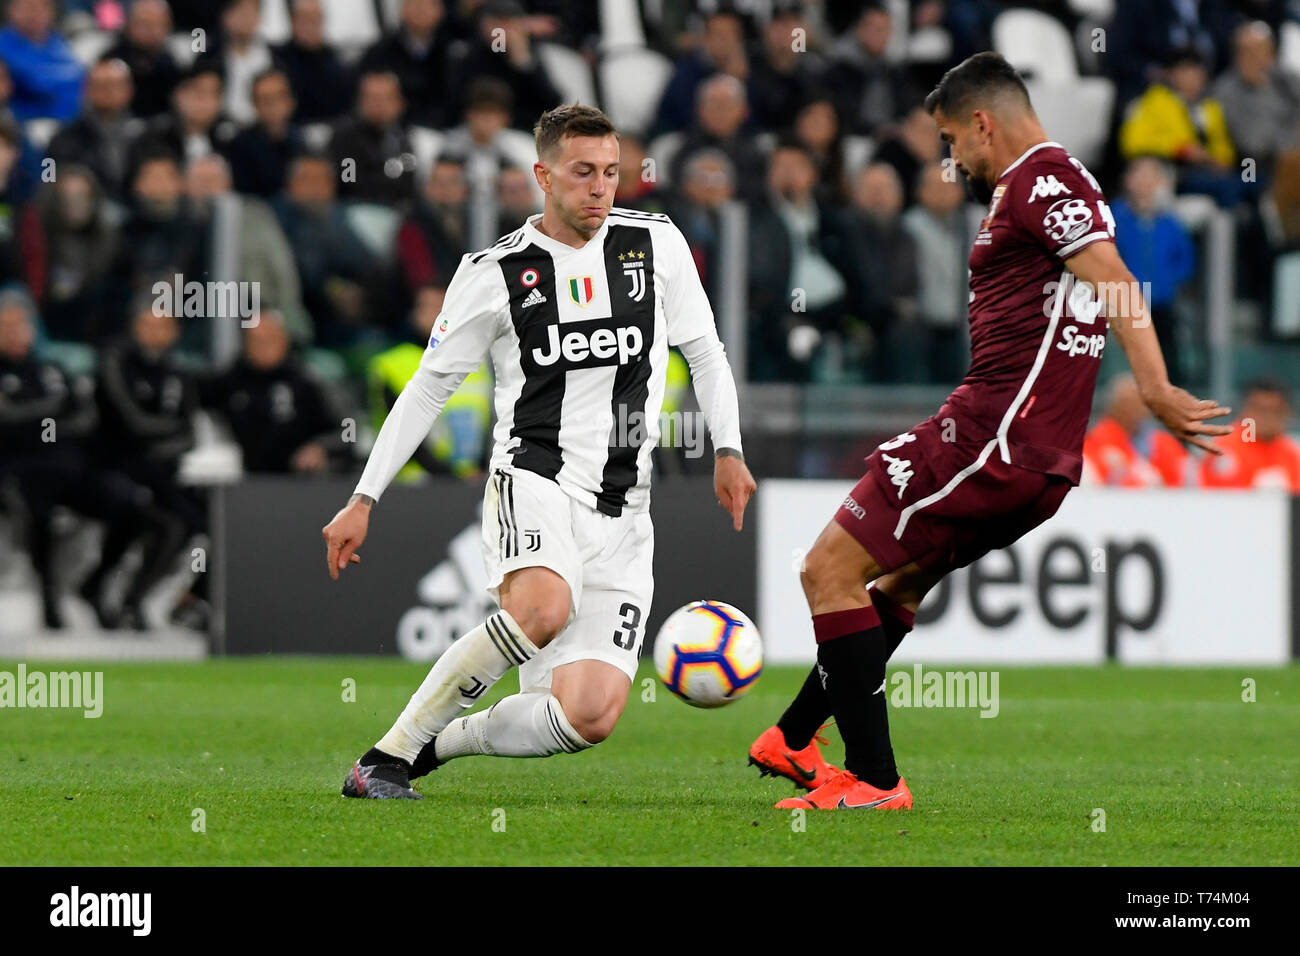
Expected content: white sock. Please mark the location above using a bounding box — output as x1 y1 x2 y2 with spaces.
375 610 537 764
434 692 594 760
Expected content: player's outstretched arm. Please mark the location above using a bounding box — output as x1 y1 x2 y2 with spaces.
677 333 755 530
1065 241 1233 454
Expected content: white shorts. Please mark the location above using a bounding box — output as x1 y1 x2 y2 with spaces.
481 466 654 689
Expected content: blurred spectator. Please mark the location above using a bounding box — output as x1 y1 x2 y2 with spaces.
397 156 469 300
825 3 916 137
901 162 974 384
1199 377 1300 491
1111 157 1197 386
653 7 752 136
1107 0 1237 108
0 288 79 627
88 301 204 630
669 73 766 203
664 148 735 302
131 63 239 172
749 5 827 131
273 154 381 348
447 0 561 134
1120 48 1239 207
228 68 305 198
1082 374 1190 487
792 94 846 204
747 138 853 383
113 154 203 324
168 0 222 37
202 311 348 474
842 162 918 383
330 69 418 206
0 0 85 122
0 59 44 201
272 0 356 125
872 104 943 207
38 165 119 342
104 0 181 119
496 163 538 235
184 154 310 344
438 77 524 199
196 0 273 126
1210 20 1300 184
48 58 142 203
613 135 660 208
0 117 44 295
358 0 454 129
367 284 492 481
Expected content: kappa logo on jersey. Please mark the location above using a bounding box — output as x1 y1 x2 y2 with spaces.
879 431 917 451
522 287 547 308
568 275 595 306
841 495 866 519
880 452 914 499
1028 174 1072 202
531 320 645 368
619 250 647 302
1042 197 1094 242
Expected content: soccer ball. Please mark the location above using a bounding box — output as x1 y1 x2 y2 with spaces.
653 601 762 707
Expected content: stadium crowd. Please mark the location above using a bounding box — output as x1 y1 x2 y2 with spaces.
1 0 1299 634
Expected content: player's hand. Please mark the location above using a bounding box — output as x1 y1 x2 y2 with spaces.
715 454 756 531
321 496 371 580
1141 381 1233 454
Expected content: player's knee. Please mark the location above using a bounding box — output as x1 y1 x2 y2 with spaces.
561 699 620 745
799 544 849 605
504 597 569 646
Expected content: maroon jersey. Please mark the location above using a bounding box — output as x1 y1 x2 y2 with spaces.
943 141 1116 483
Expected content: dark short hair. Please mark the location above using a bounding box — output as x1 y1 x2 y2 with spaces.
465 76 514 114
533 103 618 162
924 51 1031 119
251 67 290 98
1244 376 1291 405
180 62 223 88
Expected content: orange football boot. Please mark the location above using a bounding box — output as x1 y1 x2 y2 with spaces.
748 724 839 790
775 769 913 810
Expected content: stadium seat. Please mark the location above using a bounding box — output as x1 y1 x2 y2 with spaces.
993 8 1078 82
599 0 646 52
1170 193 1219 231
842 134 877 177
321 0 381 63
598 47 673 138
166 31 198 69
342 202 402 262
258 0 291 45
378 0 403 31
24 118 61 150
1067 0 1115 17
408 125 445 183
69 29 113 67
1281 21 1300 75
536 42 598 107
645 130 683 185
1023 77 1114 168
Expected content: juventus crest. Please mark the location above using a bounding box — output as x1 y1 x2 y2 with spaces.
619 250 646 302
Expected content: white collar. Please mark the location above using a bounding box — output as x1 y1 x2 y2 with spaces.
1000 140 1062 180
524 212 608 256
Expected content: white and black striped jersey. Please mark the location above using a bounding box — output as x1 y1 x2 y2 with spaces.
407 207 720 516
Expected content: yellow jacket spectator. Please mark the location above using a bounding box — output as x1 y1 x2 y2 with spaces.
1120 52 1236 168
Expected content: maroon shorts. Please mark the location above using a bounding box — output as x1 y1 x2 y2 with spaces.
833 420 1074 576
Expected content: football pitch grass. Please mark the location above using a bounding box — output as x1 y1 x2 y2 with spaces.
3 658 1297 866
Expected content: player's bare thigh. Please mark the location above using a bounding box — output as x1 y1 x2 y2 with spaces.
499 566 571 648
802 520 942 616
551 659 630 744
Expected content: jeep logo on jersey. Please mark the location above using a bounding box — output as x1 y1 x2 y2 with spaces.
1028 175 1071 202
568 275 595 306
531 320 645 368
1042 197 1094 242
